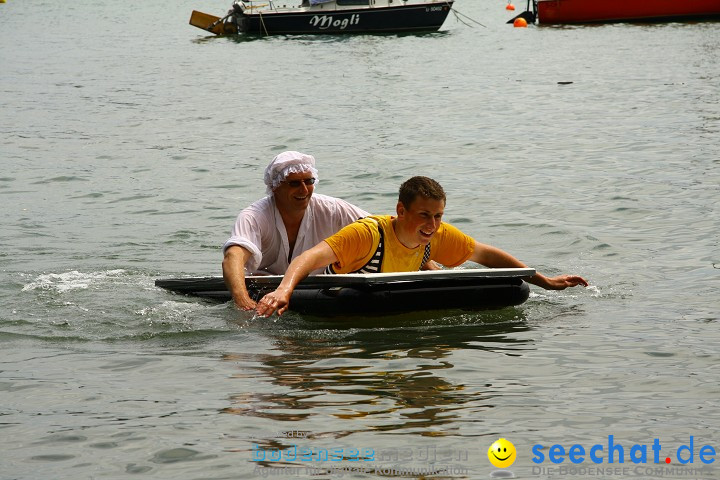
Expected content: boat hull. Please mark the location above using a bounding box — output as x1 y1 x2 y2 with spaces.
536 0 720 24
236 2 454 34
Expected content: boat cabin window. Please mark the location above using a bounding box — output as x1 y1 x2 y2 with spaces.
337 0 370 5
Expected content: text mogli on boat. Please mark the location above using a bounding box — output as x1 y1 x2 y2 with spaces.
190 0 455 35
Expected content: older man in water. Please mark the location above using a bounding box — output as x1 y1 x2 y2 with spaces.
255 176 589 316
222 151 368 310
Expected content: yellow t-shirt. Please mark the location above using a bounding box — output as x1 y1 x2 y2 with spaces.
324 215 475 274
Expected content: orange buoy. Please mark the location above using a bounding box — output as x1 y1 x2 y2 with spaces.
513 17 528 27
506 3 516 10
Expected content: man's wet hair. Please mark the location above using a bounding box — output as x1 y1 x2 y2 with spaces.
398 176 446 208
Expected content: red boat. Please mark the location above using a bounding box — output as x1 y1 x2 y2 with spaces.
535 0 720 24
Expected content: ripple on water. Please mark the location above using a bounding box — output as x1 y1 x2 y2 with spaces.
30 454 76 462
150 447 217 464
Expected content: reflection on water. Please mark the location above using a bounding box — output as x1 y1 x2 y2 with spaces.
222 311 533 450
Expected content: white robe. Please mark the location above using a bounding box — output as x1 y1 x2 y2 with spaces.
223 193 368 275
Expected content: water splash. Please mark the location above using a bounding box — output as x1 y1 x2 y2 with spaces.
21 270 128 294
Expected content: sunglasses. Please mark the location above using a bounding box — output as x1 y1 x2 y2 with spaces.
284 178 316 188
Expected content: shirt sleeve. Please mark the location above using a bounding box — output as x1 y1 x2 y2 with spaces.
324 219 378 273
430 222 475 268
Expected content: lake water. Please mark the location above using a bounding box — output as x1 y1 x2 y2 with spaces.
1 0 719 478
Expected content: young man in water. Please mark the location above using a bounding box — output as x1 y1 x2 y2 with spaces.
222 151 368 310
255 176 589 317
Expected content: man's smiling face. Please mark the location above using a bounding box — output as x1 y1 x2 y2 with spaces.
273 171 315 213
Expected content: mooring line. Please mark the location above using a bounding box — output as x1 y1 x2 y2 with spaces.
451 7 487 28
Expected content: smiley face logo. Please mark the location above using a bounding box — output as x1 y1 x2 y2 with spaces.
488 438 516 468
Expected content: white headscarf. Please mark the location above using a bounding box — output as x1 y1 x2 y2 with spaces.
263 151 319 196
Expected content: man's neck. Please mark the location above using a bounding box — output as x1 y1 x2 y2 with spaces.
391 217 420 249
279 207 305 231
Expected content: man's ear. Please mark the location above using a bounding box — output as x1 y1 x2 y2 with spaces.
396 201 405 217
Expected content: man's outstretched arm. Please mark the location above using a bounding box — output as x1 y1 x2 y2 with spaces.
255 242 339 317
469 241 588 290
